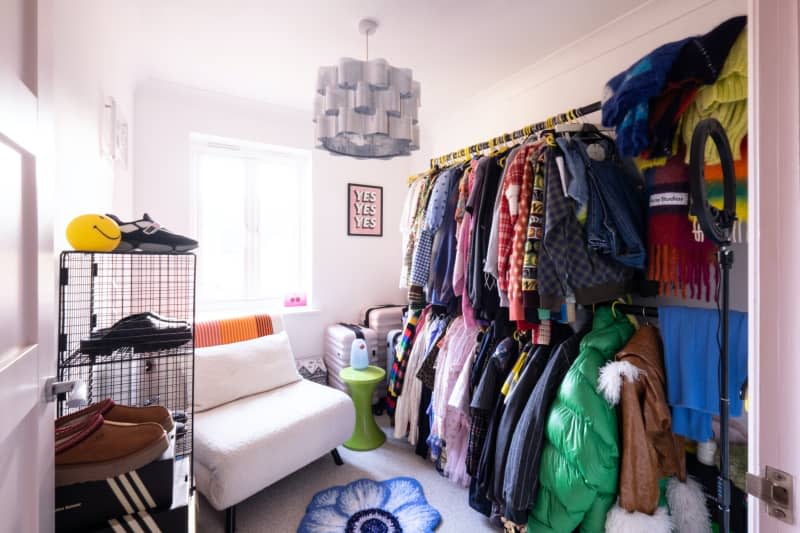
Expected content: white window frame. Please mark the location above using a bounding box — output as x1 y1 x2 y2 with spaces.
190 133 312 312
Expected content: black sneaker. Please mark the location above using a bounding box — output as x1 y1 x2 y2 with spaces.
106 213 198 252
80 312 193 356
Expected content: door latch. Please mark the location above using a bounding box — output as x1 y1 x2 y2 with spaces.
45 377 88 407
746 466 794 524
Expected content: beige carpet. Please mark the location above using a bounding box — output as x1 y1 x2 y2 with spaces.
197 415 497 532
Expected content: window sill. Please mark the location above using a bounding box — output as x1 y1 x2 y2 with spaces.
195 304 320 322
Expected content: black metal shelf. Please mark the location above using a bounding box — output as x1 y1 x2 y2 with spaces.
59 345 196 369
57 251 196 462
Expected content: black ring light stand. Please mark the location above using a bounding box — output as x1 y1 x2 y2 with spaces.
689 118 738 533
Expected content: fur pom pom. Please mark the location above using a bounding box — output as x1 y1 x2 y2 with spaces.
597 361 642 405
605 502 672 533
667 476 711 533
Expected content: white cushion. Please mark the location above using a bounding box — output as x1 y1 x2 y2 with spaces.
194 331 301 412
194 379 356 510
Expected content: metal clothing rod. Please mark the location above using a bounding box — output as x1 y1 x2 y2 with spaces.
429 101 602 169
613 303 659 318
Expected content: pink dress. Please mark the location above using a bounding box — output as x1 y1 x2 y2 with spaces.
430 318 479 454
444 347 477 487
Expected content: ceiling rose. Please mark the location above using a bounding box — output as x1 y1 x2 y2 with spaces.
313 18 420 159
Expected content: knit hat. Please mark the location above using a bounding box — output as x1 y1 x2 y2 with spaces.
646 154 717 300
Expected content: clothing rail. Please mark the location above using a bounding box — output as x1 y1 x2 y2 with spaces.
613 303 659 318
429 101 602 169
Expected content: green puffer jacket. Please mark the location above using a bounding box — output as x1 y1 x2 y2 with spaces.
528 306 635 533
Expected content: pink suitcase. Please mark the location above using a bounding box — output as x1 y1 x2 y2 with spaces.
360 305 406 364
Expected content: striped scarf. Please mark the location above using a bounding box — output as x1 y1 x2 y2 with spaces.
387 307 425 414
646 154 718 300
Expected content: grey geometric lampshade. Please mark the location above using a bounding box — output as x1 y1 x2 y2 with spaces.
313 57 420 159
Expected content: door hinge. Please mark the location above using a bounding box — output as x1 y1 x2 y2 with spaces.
746 466 794 524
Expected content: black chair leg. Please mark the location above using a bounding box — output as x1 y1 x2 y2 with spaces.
331 448 343 466
225 505 236 533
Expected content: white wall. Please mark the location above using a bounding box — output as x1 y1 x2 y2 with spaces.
51 0 140 248
425 0 747 154
134 81 411 358
422 0 749 311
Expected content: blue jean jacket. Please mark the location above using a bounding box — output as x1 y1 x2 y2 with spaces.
559 138 646 269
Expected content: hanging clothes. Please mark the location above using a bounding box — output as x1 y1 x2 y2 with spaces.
521 148 547 316
429 317 478 461
393 313 435 441
445 335 480 487
395 314 450 445
507 149 536 322
400 174 431 288
387 307 426 417
658 306 748 442
483 324 575 510
468 335 518 516
410 168 459 289
601 37 691 157
501 327 586 524
527 306 634 533
645 154 717 300
468 156 504 321
703 137 748 227
497 146 537 295
454 159 481 329
428 167 464 306
598 324 709 533
538 147 632 310
647 16 746 160
485 146 524 302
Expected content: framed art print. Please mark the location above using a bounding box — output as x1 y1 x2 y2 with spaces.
347 183 383 237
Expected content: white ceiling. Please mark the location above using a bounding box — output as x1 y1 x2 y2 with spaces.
130 0 649 117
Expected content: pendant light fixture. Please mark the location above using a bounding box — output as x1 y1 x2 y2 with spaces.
313 18 421 159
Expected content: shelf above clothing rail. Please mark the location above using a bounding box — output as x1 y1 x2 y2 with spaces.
428 100 602 169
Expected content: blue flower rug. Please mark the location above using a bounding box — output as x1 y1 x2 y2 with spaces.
298 477 441 533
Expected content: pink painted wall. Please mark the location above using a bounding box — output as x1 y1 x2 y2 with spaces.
748 0 800 531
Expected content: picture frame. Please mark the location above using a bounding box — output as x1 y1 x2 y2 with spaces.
347 183 383 237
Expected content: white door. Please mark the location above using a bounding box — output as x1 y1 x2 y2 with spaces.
0 0 56 531
749 0 800 531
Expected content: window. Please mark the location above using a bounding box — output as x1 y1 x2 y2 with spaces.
191 135 311 309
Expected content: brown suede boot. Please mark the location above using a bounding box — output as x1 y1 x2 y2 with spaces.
55 398 174 433
55 413 169 487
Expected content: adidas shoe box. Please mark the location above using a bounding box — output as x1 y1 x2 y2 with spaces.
90 457 191 533
324 323 383 402
55 432 180 532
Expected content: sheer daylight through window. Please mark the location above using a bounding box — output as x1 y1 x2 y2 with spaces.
191 135 311 308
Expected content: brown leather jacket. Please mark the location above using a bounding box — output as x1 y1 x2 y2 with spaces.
600 324 686 514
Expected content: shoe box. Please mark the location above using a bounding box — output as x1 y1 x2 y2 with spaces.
55 442 184 532
89 457 191 533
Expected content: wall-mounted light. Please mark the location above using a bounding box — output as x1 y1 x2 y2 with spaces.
101 96 129 168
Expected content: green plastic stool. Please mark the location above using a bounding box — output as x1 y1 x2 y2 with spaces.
340 365 386 451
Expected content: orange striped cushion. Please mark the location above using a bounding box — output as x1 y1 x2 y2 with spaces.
194 314 275 348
